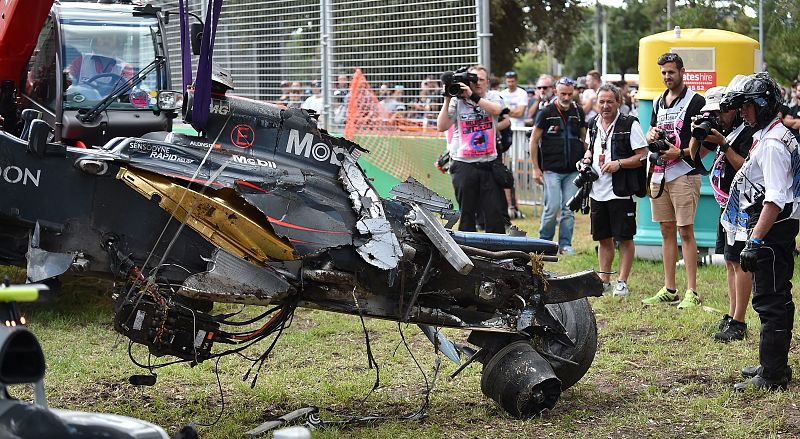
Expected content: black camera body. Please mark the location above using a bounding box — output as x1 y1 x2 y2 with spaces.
647 130 674 154
567 164 599 214
691 112 721 140
572 164 599 187
441 67 479 97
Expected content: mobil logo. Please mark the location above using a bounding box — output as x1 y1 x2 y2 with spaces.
285 129 341 165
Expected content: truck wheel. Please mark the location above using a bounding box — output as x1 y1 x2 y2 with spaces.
539 298 598 390
480 340 561 418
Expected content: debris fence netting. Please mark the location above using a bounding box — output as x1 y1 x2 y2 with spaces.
344 68 453 199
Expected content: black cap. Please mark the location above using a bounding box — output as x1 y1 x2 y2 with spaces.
505 71 517 78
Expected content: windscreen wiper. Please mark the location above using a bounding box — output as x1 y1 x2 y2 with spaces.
78 56 165 123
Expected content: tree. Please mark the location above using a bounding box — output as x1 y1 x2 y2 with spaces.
490 0 583 75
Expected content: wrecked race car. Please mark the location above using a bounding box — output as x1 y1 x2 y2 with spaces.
0 76 602 418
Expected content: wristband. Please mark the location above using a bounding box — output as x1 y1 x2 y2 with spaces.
748 237 764 245
469 92 481 104
617 159 622 170
678 148 685 159
720 142 729 152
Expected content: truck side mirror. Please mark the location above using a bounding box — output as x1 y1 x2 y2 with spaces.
190 23 203 56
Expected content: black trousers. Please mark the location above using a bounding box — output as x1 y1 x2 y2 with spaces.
750 216 799 379
450 160 505 233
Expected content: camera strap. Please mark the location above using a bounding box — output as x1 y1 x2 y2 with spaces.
646 162 667 199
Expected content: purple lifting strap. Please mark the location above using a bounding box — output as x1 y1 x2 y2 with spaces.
190 0 223 133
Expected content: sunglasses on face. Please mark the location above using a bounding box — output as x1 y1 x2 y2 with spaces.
537 86 551 89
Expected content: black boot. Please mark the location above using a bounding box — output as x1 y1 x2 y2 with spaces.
733 373 790 392
714 319 747 342
759 329 792 382
741 365 792 381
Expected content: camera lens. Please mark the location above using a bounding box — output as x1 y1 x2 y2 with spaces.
445 83 462 97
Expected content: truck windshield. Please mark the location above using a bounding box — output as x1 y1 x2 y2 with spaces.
61 12 164 111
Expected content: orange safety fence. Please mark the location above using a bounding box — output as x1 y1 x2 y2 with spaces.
343 68 454 199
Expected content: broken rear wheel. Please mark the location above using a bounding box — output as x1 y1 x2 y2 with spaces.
480 340 561 418
538 298 598 390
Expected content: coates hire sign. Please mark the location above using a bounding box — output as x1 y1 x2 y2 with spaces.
672 47 717 92
683 71 716 92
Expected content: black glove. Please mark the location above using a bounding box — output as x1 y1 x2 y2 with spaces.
740 239 764 272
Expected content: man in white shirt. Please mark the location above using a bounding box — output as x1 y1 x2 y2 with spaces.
577 84 647 297
499 71 528 129
301 80 323 117
720 73 800 392
582 70 601 122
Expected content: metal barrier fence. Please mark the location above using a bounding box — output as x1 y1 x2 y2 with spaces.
505 127 543 210
155 0 482 132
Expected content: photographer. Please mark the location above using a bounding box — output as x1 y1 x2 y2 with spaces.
641 53 706 309
577 84 647 296
437 65 504 233
719 73 800 391
688 82 754 342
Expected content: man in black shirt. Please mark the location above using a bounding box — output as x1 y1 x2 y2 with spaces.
529 77 587 255
641 53 706 309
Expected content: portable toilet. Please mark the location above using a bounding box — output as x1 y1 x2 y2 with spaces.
634 27 760 259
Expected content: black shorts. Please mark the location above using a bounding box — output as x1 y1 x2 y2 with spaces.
590 198 637 241
716 223 745 262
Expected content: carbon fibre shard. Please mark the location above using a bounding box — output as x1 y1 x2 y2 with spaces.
339 154 402 270
390 177 460 227
406 203 473 275
543 270 604 304
26 223 75 283
178 248 295 305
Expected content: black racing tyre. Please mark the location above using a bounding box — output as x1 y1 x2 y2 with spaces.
539 298 598 390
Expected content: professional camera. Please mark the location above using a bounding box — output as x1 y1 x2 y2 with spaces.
567 164 598 214
646 130 674 154
572 163 599 187
441 67 479 97
567 184 591 214
691 112 721 140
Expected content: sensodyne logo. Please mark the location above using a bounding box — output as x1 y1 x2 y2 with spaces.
285 129 341 165
0 165 41 187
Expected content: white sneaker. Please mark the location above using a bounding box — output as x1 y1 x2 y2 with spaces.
602 282 612 294
613 280 630 297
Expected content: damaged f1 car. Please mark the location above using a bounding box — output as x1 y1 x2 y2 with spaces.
0 70 602 418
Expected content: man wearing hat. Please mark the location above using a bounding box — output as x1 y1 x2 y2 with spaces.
500 71 529 129
690 79 754 341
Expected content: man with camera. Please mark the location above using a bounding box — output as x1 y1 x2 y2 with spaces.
718 73 800 391
574 84 647 296
437 65 505 233
641 53 706 309
529 77 587 255
688 81 754 342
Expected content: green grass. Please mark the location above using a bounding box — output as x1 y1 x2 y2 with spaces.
6 208 800 438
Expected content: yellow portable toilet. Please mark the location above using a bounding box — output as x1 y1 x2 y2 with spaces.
634 28 760 259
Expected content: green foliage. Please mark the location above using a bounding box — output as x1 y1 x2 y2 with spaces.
512 52 545 84
562 7 596 78
490 0 583 75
